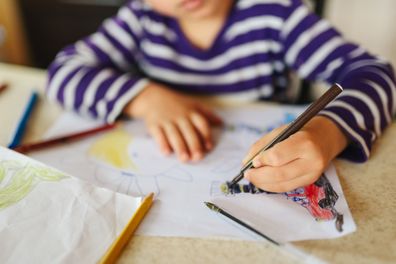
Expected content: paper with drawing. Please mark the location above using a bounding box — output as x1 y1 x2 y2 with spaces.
31 105 356 242
0 146 143 264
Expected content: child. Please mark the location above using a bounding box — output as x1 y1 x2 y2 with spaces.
47 0 395 192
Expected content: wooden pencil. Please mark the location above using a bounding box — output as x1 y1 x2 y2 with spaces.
100 193 155 264
12 123 116 153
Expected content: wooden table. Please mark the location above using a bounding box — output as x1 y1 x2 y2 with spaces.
1 63 395 264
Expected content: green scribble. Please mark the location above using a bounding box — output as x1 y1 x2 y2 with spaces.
0 160 68 210
0 165 4 182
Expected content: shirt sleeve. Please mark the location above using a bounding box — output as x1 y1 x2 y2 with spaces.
46 2 149 123
279 0 396 162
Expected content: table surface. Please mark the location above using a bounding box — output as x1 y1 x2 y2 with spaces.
1 63 395 264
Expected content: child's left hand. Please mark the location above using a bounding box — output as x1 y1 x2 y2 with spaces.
242 116 348 193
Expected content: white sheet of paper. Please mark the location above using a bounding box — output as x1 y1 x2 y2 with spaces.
31 105 356 242
0 146 143 264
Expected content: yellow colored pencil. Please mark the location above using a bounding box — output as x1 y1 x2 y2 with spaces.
100 192 154 264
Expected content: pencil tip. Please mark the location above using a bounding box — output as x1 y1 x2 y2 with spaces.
204 201 214 210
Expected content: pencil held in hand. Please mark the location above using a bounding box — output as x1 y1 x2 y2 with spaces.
228 83 343 187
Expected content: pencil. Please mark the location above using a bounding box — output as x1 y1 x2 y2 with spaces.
100 193 154 264
8 91 39 148
228 83 343 187
204 202 327 263
204 202 279 245
12 123 116 153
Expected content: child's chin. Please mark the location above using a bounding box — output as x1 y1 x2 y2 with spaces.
180 0 204 12
178 1 217 19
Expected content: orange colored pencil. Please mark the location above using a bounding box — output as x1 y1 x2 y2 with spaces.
12 123 116 153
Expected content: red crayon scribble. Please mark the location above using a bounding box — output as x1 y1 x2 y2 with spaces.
221 174 344 232
285 174 343 231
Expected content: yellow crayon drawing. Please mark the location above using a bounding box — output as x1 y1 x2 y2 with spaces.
0 160 67 210
88 129 136 170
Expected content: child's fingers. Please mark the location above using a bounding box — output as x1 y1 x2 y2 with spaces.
190 112 212 150
254 173 318 193
242 125 288 165
245 159 306 184
148 125 171 155
244 160 320 192
252 134 305 167
197 105 223 125
176 118 203 161
162 122 189 162
248 170 320 193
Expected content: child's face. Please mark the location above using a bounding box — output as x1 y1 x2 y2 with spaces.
145 0 230 20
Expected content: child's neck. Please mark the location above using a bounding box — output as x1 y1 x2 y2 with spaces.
178 1 234 51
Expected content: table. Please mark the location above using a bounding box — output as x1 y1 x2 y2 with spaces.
1 63 395 264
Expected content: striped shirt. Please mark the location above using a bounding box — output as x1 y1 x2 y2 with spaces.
47 0 396 162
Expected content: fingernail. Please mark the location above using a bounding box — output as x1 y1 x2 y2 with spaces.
179 153 189 162
192 152 202 161
205 142 212 150
162 148 171 156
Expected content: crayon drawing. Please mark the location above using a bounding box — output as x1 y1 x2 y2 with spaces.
0 146 144 263
85 127 193 196
31 106 356 241
0 160 67 210
91 162 193 196
210 174 344 232
89 129 136 170
86 113 296 196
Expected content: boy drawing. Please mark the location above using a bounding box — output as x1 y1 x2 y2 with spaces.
47 0 395 192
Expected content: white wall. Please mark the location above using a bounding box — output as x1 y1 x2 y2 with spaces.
325 0 396 67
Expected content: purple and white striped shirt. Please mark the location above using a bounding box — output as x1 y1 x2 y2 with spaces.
47 0 396 162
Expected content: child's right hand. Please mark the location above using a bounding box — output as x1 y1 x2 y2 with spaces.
124 82 222 162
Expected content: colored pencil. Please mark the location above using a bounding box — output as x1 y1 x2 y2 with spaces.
8 91 39 148
100 193 154 264
204 202 326 263
204 202 279 245
12 123 116 153
228 83 343 187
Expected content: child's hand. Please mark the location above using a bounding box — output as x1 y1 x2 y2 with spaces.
125 82 222 162
242 116 348 192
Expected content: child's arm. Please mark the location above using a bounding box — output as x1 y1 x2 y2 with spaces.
46 3 149 123
244 0 396 192
46 3 221 161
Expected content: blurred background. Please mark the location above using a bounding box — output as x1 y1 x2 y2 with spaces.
0 0 395 69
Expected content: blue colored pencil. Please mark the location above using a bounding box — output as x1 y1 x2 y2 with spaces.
8 90 39 148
